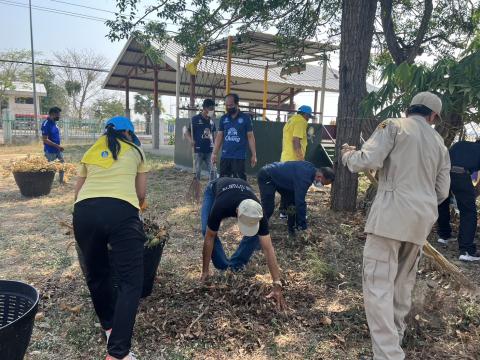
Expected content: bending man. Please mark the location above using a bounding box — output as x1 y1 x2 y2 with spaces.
200 177 285 310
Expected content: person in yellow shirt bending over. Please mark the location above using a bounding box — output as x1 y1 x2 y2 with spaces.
280 105 313 162
279 105 313 219
73 116 148 360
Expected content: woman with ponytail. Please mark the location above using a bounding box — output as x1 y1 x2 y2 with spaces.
73 116 148 360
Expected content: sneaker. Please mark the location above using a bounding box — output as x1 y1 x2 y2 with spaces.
105 328 112 343
438 237 454 245
459 252 480 262
106 352 137 360
279 212 287 220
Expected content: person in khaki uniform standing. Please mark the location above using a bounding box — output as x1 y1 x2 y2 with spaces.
341 92 450 360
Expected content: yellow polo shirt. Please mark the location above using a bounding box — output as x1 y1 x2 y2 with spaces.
280 114 308 162
76 147 148 209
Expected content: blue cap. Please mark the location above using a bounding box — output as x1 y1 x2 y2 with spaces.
298 105 313 117
105 116 141 146
105 116 135 132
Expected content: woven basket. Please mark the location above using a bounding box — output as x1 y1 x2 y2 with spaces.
0 280 39 360
13 171 55 197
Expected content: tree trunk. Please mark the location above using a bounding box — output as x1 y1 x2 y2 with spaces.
435 112 463 148
331 0 378 211
145 113 152 135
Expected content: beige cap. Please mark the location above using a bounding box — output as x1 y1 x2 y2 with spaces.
410 92 442 119
237 199 263 236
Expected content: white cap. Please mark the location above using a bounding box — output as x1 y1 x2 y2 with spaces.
410 92 442 119
237 199 263 236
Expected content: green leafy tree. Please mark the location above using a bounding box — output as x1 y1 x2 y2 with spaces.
134 94 164 135
0 50 31 110
35 65 68 115
362 51 480 147
91 97 125 120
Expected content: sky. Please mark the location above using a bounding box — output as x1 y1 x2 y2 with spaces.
0 0 340 120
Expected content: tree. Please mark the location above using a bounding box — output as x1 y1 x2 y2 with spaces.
35 65 68 115
53 49 108 119
91 97 125 120
0 50 31 110
331 0 378 211
134 94 164 135
362 51 480 148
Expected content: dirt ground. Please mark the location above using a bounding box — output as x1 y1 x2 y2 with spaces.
0 144 479 360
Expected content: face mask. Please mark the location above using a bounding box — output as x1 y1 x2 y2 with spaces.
207 110 215 118
313 180 323 188
227 107 237 115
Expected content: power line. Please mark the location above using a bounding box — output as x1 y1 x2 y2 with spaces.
49 0 114 14
0 59 110 72
0 0 108 22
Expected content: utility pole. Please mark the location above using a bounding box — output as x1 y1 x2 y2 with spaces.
29 0 39 139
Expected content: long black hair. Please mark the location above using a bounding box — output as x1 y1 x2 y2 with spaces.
105 125 144 162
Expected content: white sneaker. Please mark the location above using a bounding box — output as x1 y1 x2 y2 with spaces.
459 252 480 262
438 237 454 245
279 212 287 219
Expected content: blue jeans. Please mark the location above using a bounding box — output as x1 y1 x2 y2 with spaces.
201 183 260 270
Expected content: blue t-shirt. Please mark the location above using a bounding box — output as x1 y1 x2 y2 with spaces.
41 118 61 153
219 111 253 159
189 114 216 153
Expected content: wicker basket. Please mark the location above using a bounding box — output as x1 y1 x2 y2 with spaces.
13 171 55 197
0 280 39 360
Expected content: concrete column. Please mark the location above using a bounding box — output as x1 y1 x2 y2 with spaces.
152 107 160 149
2 109 12 144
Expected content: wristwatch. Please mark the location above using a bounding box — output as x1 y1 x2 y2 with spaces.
272 280 283 288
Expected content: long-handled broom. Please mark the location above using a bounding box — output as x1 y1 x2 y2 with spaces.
184 118 201 203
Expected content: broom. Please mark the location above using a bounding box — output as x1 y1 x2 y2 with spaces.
361 167 476 291
184 118 201 203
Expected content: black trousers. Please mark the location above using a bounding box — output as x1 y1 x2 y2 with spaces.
257 169 296 233
220 158 246 180
437 173 477 255
73 198 145 358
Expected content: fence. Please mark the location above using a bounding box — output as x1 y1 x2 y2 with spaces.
1 110 104 145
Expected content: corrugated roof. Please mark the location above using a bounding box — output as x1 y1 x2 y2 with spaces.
103 35 375 104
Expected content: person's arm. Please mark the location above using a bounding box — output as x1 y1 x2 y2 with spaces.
259 234 286 311
42 135 64 152
292 137 304 160
436 147 451 204
135 172 147 206
201 227 217 281
211 131 224 164
74 177 86 201
342 119 398 173
247 131 257 167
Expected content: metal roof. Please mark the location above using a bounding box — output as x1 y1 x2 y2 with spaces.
103 35 350 105
202 32 338 63
5 81 47 96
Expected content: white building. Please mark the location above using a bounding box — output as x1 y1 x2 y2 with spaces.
3 81 47 118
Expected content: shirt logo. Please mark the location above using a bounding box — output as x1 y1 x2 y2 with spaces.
238 118 244 124
101 151 109 158
225 127 241 143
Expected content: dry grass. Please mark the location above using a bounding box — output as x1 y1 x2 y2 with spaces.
0 145 479 359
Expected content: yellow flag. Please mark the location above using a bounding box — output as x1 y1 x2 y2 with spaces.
185 46 205 76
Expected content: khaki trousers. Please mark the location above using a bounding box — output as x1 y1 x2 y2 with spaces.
363 234 421 360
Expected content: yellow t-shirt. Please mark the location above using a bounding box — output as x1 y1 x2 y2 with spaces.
76 146 149 209
280 114 308 162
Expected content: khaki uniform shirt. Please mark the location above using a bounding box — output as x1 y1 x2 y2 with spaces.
342 115 451 245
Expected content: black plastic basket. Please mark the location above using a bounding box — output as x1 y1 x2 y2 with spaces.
13 171 55 197
0 280 39 360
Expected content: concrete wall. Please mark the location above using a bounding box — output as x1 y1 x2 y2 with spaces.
174 118 333 175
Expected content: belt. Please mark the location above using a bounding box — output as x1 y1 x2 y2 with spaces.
451 166 470 175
